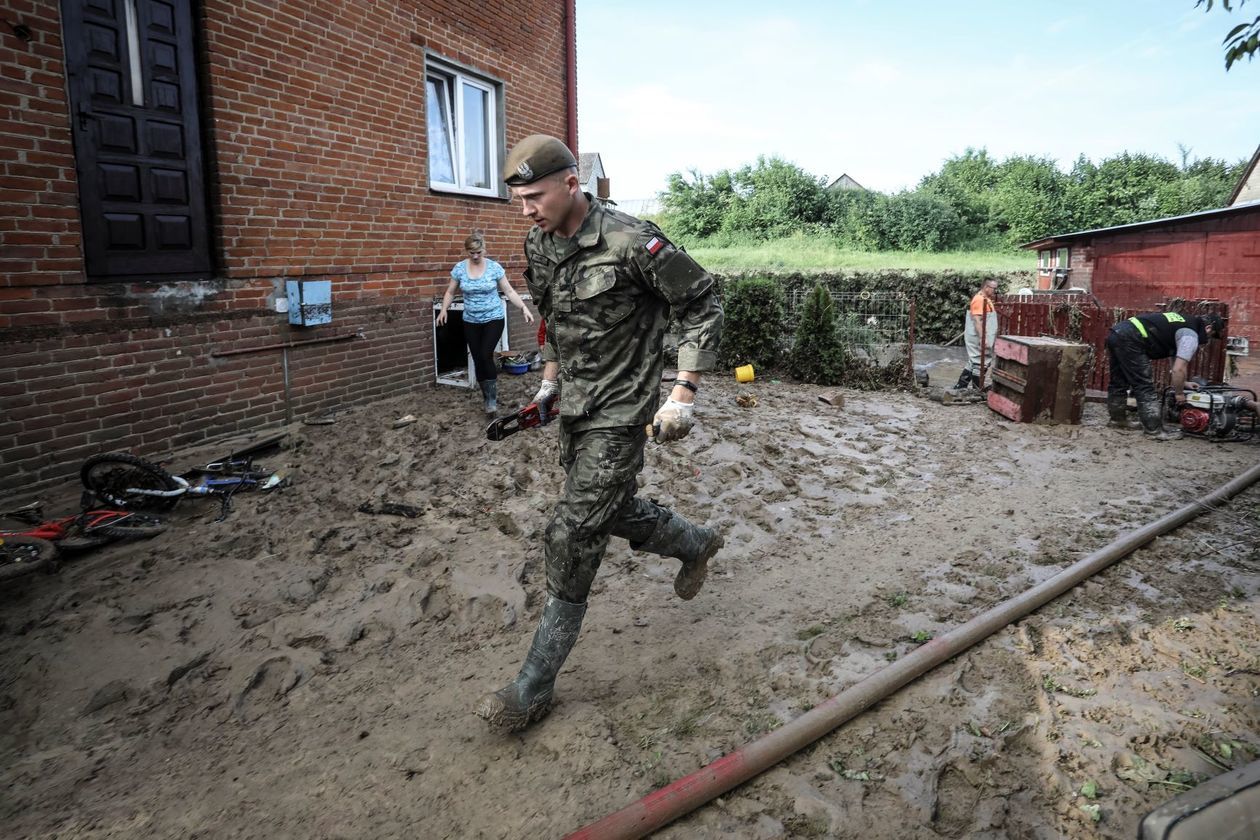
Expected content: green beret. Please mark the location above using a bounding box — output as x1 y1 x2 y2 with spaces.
504 134 577 185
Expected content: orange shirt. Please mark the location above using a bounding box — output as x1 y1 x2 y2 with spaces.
969 293 994 316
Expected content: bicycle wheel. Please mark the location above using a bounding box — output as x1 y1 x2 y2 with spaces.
0 536 56 581
56 535 110 551
92 512 167 539
81 453 182 512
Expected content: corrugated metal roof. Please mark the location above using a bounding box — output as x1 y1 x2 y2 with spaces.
1021 201 1260 250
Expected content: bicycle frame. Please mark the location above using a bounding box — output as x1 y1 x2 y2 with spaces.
0 507 143 542
83 452 285 522
116 461 283 500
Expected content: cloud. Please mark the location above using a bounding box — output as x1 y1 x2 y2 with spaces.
1047 16 1078 34
1177 13 1205 33
575 1 1260 199
847 60 904 87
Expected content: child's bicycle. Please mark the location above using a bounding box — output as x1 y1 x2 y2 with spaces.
80 453 285 521
0 535 57 582
0 500 167 582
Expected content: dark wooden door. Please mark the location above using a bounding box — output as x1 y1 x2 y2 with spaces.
60 0 210 279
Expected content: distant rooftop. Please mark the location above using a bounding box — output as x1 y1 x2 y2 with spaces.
615 197 662 218
577 152 603 185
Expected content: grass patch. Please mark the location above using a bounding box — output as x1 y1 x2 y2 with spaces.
1042 674 1097 698
744 711 782 737
686 233 1031 273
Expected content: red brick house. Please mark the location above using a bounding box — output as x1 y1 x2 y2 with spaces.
1 0 578 496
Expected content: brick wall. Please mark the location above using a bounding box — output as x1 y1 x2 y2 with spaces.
0 0 571 497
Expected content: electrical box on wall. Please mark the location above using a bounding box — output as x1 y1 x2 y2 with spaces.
285 280 332 326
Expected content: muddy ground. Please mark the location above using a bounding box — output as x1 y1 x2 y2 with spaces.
2 375 1257 839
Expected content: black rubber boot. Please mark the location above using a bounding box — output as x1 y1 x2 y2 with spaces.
1138 396 1182 441
954 369 973 390
473 595 586 732
479 379 498 416
634 512 724 600
1106 394 1140 430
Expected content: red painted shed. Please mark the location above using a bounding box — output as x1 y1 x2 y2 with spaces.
1022 201 1260 384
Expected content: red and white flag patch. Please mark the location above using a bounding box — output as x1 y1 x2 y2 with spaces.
644 236 665 256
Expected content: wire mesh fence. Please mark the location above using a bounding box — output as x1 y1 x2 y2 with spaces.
784 287 912 363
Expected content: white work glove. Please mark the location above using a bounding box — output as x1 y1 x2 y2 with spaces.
650 398 695 443
533 379 559 425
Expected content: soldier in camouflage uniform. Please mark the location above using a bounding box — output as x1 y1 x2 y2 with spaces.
475 135 725 732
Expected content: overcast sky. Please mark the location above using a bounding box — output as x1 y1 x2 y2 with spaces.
575 0 1260 200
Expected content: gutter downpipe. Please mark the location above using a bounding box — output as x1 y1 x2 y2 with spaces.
565 460 1260 840
564 0 578 154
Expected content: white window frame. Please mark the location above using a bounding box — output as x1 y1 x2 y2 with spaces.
425 59 502 198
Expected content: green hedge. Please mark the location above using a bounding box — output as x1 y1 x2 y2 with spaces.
717 277 786 370
713 270 1029 345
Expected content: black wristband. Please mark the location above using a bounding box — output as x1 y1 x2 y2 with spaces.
674 379 698 394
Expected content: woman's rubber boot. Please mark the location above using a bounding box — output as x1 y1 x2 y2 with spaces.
633 512 724 600
954 369 973 390
1139 397 1182 441
479 379 498 417
473 595 586 732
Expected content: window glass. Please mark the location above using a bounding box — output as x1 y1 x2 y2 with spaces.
461 82 490 189
425 60 500 196
426 77 455 186
1057 247 1069 268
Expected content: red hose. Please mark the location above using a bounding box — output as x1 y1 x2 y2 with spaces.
564 460 1260 839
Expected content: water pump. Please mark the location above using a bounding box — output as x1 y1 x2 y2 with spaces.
1164 386 1257 442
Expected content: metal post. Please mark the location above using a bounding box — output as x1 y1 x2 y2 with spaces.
281 346 293 426
907 298 916 386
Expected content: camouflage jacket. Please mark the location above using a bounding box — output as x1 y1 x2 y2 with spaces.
524 197 723 431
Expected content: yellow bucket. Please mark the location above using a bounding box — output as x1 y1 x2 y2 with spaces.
735 364 755 383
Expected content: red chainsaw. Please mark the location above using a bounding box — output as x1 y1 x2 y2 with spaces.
486 401 560 441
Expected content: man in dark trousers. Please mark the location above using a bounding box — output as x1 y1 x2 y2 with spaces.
1105 311 1225 440
474 135 724 732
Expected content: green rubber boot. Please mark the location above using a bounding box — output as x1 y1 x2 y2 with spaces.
1139 397 1182 441
1106 394 1141 430
474 595 586 732
634 512 725 601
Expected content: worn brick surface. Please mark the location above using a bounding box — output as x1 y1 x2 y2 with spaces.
1 0 572 496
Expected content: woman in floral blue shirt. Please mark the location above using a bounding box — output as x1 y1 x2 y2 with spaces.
437 231 535 415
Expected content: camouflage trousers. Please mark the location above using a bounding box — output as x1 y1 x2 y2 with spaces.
545 424 679 603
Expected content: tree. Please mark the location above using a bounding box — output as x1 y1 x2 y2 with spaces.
1063 152 1181 229
989 156 1070 245
1197 0 1260 69
883 190 964 250
918 147 999 237
1155 155 1245 215
720 156 827 239
659 168 736 239
788 284 849 385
